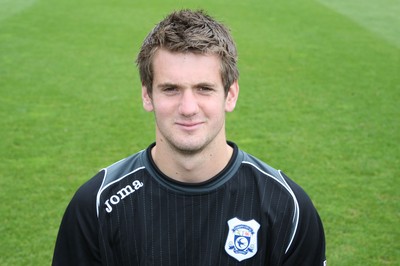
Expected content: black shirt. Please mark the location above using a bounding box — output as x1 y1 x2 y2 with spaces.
53 142 326 265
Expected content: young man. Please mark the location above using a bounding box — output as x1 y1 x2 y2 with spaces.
53 9 326 265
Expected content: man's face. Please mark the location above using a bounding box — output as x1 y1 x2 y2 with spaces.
142 49 239 154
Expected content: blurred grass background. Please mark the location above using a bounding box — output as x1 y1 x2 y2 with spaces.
0 0 399 265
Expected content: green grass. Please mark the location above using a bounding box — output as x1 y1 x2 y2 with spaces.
1 0 399 265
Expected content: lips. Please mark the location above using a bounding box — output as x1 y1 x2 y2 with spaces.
175 121 204 130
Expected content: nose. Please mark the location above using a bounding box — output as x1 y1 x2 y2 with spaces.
178 90 199 117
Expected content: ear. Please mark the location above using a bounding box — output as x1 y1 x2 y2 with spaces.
225 80 239 112
142 85 154 112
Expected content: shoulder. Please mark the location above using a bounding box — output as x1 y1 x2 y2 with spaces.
70 150 147 213
240 151 294 196
239 150 320 215
240 151 310 202
70 171 104 212
99 150 147 190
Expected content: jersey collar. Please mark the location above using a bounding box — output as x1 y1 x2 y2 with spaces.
143 141 243 194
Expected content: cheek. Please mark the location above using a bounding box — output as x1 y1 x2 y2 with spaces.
204 102 228 121
152 101 174 118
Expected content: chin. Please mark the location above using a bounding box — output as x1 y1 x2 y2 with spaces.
171 140 209 154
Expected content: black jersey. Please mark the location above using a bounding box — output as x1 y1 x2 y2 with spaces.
53 142 326 265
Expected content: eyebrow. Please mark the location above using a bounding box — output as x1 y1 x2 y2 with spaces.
194 82 216 89
156 83 179 89
156 82 217 89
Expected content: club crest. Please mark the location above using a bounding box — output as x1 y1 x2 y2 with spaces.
225 218 260 261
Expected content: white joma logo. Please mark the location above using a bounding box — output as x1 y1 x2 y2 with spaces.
104 180 144 213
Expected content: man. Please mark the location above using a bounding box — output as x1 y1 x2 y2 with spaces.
53 9 326 265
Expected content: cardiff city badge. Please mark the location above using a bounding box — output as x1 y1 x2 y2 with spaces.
225 217 260 261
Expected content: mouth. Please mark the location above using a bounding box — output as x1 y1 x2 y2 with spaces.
175 121 204 130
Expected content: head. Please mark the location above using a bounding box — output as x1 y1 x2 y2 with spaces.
136 9 239 97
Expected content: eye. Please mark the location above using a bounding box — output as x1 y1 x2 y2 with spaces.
198 87 214 94
162 87 179 95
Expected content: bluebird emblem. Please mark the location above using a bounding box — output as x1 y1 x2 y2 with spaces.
225 218 260 261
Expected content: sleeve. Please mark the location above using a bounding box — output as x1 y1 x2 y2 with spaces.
52 172 104 266
282 173 326 266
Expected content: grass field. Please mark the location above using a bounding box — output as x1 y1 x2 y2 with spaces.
1 0 399 265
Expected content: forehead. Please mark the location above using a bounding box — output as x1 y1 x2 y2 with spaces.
152 49 223 85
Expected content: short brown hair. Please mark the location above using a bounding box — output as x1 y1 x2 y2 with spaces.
136 9 239 95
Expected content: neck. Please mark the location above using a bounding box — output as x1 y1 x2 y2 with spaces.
151 141 233 183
